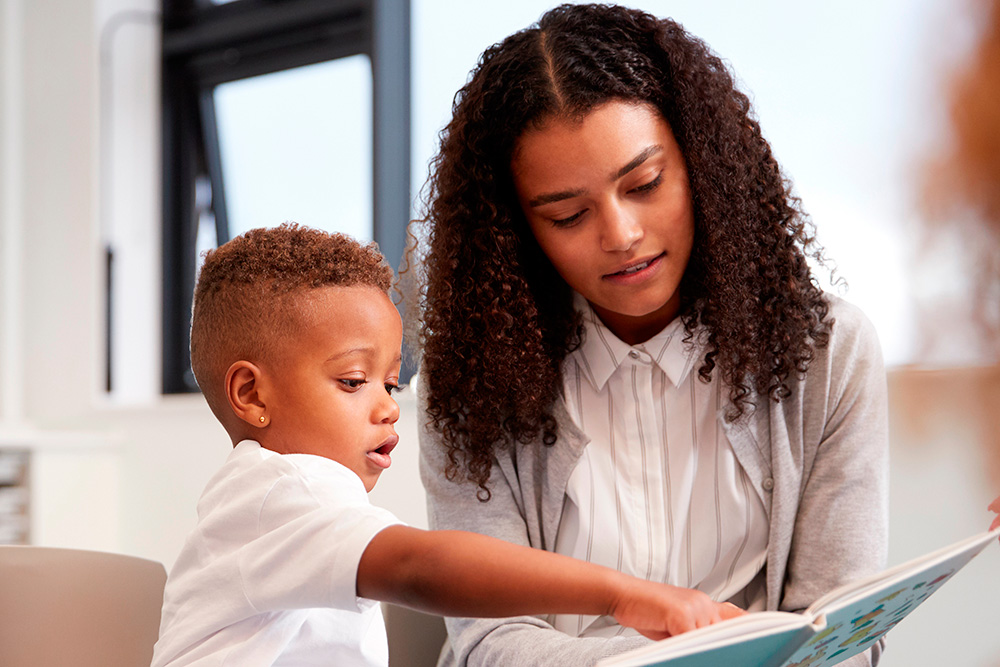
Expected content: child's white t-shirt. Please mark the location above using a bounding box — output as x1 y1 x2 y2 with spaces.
151 439 403 667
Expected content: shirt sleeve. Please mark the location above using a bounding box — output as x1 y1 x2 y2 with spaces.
239 468 403 614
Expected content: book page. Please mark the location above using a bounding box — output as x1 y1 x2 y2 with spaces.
806 529 999 615
598 612 809 667
777 529 999 667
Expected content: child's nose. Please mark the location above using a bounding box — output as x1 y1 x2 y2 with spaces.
378 392 400 424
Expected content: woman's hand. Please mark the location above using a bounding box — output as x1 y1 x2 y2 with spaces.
610 576 745 640
989 495 1000 532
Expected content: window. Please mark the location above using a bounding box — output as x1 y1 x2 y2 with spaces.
160 0 410 393
213 56 373 240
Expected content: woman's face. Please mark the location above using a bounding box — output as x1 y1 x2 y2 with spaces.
511 100 695 344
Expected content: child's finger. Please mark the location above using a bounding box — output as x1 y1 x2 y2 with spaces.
720 602 745 620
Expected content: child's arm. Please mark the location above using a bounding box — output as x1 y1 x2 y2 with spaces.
357 525 742 639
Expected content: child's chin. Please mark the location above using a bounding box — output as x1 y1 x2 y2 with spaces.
362 473 381 493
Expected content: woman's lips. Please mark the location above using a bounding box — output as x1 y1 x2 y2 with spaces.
603 252 665 284
367 435 398 470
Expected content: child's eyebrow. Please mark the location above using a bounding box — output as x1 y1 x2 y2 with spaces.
324 348 403 365
325 347 376 362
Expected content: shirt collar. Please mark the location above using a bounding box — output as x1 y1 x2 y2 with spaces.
570 293 701 391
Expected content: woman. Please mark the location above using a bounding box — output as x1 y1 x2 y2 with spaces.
409 4 888 665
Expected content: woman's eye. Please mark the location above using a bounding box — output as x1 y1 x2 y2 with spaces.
630 172 662 194
340 378 367 389
384 383 400 395
552 209 586 227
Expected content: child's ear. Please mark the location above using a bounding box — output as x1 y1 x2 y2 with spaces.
225 360 270 428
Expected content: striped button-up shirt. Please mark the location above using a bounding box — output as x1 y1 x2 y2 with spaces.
552 298 769 638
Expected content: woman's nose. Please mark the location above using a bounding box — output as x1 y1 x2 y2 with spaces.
600 203 643 252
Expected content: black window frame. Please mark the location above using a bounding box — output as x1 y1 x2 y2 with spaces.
160 0 410 393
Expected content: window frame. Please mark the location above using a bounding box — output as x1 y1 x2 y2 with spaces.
160 0 410 393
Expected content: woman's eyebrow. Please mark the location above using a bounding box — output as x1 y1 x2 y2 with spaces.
611 144 663 181
527 144 664 208
528 188 587 207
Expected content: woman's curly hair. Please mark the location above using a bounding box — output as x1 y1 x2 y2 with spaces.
409 3 832 498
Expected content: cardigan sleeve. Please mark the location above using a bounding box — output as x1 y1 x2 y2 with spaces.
416 378 650 667
781 299 890 666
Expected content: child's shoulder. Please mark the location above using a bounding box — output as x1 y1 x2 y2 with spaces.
198 441 368 515
259 446 373 507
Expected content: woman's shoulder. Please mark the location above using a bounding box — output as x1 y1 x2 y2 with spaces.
823 292 882 358
796 293 885 405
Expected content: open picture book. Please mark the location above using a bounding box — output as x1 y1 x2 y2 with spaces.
598 528 1000 667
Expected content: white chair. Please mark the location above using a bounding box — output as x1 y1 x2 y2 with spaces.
0 545 167 667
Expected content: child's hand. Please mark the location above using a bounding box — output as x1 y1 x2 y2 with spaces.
610 577 745 640
989 495 1000 532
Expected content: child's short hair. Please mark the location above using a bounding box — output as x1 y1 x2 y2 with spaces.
190 223 393 423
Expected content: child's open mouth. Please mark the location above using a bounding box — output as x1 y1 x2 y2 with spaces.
367 435 398 469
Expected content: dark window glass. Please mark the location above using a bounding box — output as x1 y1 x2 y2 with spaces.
160 0 410 393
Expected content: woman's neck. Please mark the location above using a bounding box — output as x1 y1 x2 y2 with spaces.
589 293 682 345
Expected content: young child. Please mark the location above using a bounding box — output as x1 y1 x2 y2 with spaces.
151 224 741 667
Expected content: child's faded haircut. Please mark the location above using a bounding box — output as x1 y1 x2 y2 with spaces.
190 223 393 424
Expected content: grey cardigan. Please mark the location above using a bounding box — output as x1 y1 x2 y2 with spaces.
418 296 889 666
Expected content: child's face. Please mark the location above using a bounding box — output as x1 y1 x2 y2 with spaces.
261 285 403 492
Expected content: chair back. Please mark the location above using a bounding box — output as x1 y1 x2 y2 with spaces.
0 545 167 667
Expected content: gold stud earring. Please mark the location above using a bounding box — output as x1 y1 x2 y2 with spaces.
259 416 266 423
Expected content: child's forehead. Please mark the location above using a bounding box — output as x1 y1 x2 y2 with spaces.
277 284 401 349
288 283 392 313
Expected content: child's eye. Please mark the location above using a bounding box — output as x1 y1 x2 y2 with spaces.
340 378 367 390
384 383 400 395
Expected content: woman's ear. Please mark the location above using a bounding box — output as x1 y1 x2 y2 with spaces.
225 360 270 428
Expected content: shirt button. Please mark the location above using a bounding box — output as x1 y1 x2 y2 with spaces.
628 350 640 360
762 478 774 491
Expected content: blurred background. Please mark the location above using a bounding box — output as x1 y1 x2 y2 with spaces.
0 0 997 664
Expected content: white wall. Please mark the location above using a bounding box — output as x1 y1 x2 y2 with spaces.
0 0 228 565
1 0 997 664
1 0 24 424
0 0 429 569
